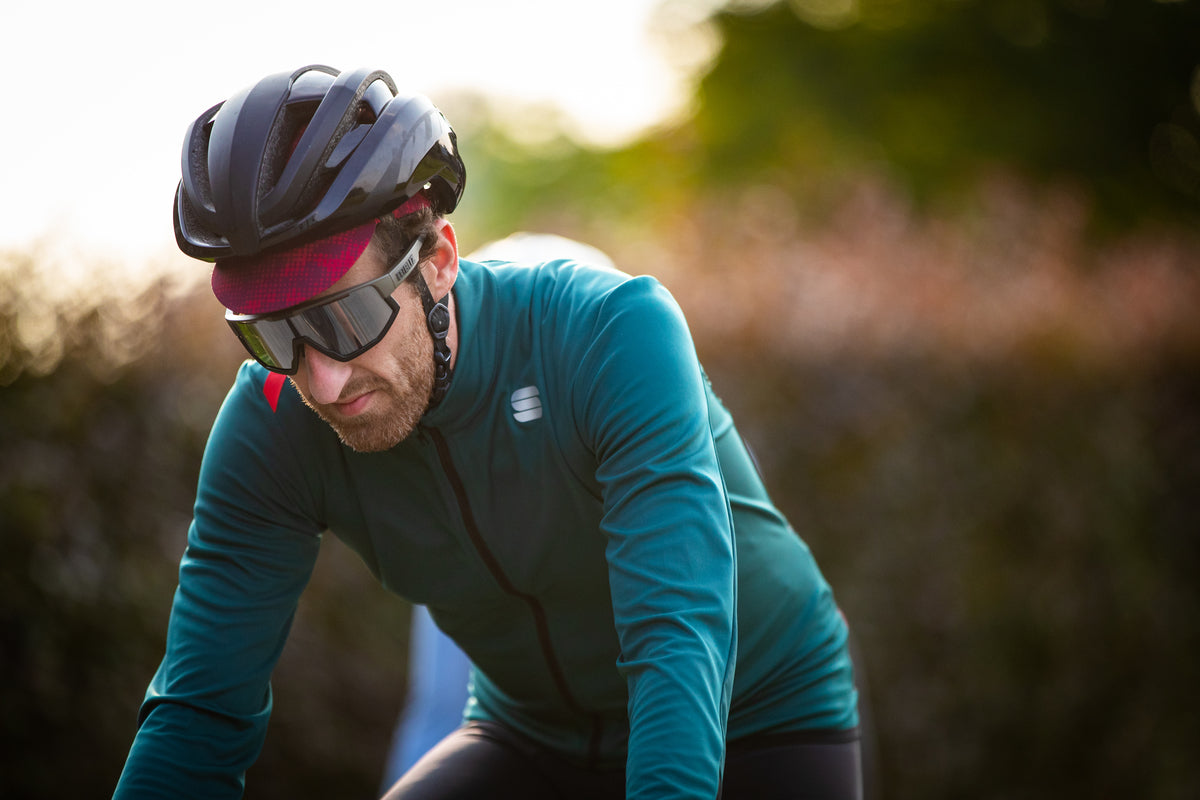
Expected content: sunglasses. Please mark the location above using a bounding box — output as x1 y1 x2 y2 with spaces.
225 236 425 374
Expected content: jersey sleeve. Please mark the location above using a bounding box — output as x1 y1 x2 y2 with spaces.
573 276 737 800
114 363 325 799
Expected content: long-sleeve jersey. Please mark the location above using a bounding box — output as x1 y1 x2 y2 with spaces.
115 257 858 799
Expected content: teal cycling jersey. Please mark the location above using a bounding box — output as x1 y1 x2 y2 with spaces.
115 257 858 799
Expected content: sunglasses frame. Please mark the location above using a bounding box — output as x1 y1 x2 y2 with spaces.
225 235 426 374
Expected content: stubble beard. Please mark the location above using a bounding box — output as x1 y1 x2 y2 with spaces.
295 319 436 453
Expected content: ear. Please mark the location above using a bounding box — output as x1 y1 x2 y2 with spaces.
422 219 459 298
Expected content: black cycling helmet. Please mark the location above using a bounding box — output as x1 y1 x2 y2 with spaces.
174 64 466 260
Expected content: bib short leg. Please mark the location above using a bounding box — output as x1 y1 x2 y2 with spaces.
721 729 863 800
379 721 862 800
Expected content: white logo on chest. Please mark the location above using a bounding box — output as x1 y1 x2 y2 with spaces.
510 386 543 422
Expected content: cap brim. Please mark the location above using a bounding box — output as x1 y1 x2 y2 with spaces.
212 219 376 315
209 193 432 315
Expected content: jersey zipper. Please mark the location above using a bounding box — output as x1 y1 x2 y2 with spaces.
426 428 607 767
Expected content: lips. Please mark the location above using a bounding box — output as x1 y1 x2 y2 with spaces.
334 390 375 417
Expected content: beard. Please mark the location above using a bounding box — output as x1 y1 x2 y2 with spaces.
293 311 436 453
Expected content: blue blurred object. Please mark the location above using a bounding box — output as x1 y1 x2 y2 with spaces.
381 605 471 790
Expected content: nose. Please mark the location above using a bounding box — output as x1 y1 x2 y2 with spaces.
301 345 353 406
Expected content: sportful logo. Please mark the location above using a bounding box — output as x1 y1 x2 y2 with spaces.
511 386 543 422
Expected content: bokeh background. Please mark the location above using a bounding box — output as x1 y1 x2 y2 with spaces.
3 1 1199 797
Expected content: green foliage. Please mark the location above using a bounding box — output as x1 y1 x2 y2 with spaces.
457 0 1200 238
691 0 1200 226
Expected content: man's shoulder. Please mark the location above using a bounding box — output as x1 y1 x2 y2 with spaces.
466 253 625 289
213 361 325 441
468 255 670 316
225 360 294 413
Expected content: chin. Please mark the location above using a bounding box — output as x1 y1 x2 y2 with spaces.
293 372 432 452
323 396 429 453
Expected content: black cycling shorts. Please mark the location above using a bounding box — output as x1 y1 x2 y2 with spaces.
380 720 862 800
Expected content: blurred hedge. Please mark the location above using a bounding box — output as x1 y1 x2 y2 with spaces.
0 254 411 799
713 354 1200 799
4 179 1199 798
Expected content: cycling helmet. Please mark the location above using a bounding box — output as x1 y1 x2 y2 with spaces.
174 64 466 260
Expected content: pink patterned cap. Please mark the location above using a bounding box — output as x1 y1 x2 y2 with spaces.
212 193 430 315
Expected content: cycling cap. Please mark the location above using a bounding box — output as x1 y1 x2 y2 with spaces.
211 193 429 314
174 64 465 310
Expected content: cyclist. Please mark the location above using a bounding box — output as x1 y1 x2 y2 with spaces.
114 65 863 799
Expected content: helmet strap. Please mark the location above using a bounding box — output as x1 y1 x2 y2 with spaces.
414 270 453 408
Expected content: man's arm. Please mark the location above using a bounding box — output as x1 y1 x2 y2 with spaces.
575 276 737 800
115 365 325 798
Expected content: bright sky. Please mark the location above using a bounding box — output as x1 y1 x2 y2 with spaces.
2 0 717 285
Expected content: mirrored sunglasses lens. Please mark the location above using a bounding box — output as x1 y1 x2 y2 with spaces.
235 318 298 370
290 288 395 357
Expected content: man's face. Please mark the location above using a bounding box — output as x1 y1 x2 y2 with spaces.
288 240 435 452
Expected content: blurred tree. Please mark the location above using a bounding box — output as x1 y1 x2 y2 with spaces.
458 0 1200 239
690 0 1200 226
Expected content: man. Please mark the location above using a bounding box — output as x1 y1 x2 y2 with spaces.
115 65 862 799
